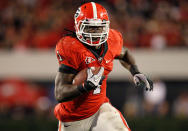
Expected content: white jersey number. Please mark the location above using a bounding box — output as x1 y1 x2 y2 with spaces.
93 86 101 94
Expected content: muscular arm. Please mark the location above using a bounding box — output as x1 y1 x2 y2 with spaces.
115 46 153 91
54 72 81 103
115 47 140 75
55 68 104 103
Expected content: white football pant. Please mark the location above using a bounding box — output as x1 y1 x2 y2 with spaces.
58 103 130 131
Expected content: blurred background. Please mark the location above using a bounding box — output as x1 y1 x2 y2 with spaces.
0 0 188 130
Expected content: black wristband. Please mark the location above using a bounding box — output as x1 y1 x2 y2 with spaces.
130 65 140 76
77 84 88 94
77 81 97 94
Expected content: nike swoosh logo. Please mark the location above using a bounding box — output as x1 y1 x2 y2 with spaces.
94 77 100 82
105 60 111 63
64 124 71 127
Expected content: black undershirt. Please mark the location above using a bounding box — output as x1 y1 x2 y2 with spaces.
88 45 102 56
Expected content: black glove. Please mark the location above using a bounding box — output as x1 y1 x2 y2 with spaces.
133 73 153 91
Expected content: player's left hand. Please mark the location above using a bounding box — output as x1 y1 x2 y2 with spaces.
133 73 153 91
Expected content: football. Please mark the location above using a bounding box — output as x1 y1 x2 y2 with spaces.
72 67 102 85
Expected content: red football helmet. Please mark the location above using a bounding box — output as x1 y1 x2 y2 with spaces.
74 2 110 46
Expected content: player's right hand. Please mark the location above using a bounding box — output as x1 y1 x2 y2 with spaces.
84 67 104 91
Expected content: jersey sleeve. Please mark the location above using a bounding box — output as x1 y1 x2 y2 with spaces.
55 37 82 71
114 30 124 57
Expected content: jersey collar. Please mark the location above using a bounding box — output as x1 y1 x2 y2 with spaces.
83 42 108 63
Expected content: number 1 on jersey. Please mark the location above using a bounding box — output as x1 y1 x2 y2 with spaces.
57 51 63 61
93 86 101 94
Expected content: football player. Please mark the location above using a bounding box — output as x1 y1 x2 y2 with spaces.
54 2 153 131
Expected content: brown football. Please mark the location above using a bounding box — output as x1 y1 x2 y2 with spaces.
72 67 102 85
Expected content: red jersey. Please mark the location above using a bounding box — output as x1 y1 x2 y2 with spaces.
54 29 123 122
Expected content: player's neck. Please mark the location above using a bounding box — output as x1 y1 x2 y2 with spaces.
88 45 102 56
90 45 102 51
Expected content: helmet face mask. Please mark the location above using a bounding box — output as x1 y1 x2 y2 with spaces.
74 2 110 46
75 19 109 46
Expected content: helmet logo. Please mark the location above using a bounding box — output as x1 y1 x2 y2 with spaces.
74 8 81 19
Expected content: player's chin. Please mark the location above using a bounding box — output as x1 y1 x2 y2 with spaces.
86 37 100 42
